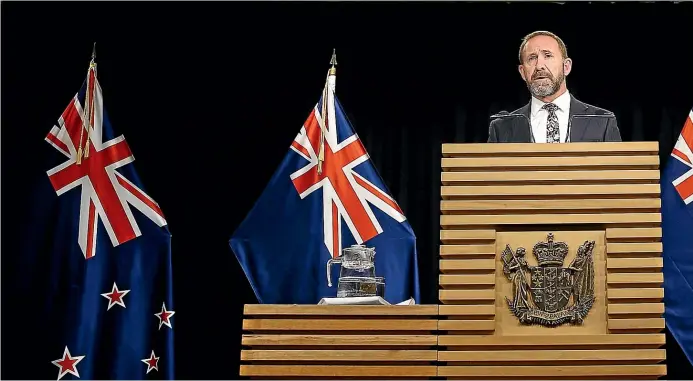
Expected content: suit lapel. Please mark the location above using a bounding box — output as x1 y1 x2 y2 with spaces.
568 96 590 142
516 103 533 142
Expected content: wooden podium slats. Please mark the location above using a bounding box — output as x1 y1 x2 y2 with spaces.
243 304 438 316
438 349 666 362
438 320 495 331
241 349 438 361
441 142 659 156
608 303 664 316
441 199 660 214
439 259 495 272
441 184 660 199
240 365 438 377
442 156 659 171
608 318 666 331
438 365 666 378
438 226 497 333
607 242 662 253
441 170 659 184
605 212 664 336
438 305 495 317
440 230 496 242
437 334 667 377
608 288 664 301
439 263 495 300
436 142 665 379
440 244 496 256
606 244 663 258
243 319 438 331
438 290 495 302
607 273 663 286
440 274 495 286
241 305 439 379
441 213 660 227
244 365 439 377
606 228 662 240
607 258 663 271
438 334 665 347
242 334 438 346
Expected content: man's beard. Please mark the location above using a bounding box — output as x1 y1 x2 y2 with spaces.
527 70 565 98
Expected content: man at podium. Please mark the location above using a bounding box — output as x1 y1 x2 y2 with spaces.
488 31 622 143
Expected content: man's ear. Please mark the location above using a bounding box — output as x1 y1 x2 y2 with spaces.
518 64 527 81
563 58 573 75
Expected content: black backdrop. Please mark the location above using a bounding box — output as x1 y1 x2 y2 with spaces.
3 1 693 379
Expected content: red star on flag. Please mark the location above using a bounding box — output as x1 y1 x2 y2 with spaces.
141 350 159 374
154 302 175 330
100 282 130 310
51 346 85 380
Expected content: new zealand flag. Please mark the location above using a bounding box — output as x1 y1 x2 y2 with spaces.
230 71 420 305
662 107 693 366
12 60 175 379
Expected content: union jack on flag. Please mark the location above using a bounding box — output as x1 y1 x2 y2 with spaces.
16 54 175 380
670 108 693 205
662 106 693 367
45 64 168 260
230 67 420 305
288 75 407 260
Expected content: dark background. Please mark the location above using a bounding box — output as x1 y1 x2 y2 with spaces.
3 1 693 379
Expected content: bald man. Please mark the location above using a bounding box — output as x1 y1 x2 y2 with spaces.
488 31 622 143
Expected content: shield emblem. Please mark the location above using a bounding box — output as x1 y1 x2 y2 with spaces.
529 266 573 313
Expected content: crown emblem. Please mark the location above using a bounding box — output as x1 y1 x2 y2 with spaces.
502 232 596 327
532 233 569 266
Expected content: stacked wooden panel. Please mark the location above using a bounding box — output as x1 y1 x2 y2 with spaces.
438 142 666 379
439 229 497 334
606 228 665 333
240 304 439 379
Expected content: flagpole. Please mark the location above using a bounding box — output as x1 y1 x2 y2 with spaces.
76 42 97 165
318 49 337 175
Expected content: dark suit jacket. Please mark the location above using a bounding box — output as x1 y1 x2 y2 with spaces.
487 95 622 143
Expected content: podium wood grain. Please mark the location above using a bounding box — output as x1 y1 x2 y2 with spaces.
240 305 439 379
438 142 665 379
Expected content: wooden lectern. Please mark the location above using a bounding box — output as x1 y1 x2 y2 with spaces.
239 141 666 379
239 304 439 378
438 142 666 379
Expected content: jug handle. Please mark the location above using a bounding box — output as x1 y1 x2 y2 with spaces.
327 257 341 287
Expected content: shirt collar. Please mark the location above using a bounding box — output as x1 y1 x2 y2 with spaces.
531 90 571 117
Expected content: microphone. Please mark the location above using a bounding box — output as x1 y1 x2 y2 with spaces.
489 110 534 142
490 110 532 126
489 110 535 143
566 114 617 143
568 114 616 122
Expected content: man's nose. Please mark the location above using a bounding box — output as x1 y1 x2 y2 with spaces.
535 56 548 68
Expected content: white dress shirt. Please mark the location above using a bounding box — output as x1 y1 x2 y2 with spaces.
530 90 571 143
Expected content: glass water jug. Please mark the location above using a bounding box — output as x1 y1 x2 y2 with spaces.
326 244 378 297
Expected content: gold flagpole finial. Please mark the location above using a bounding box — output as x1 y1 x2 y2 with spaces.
329 48 337 75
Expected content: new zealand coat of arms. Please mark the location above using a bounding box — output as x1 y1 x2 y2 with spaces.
501 233 596 327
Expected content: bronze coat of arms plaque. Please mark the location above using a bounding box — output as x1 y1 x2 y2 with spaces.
501 233 596 326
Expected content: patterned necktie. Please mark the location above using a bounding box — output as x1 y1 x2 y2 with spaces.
543 103 560 143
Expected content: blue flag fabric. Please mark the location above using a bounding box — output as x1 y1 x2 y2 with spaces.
16 65 175 380
662 107 693 366
230 75 420 305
